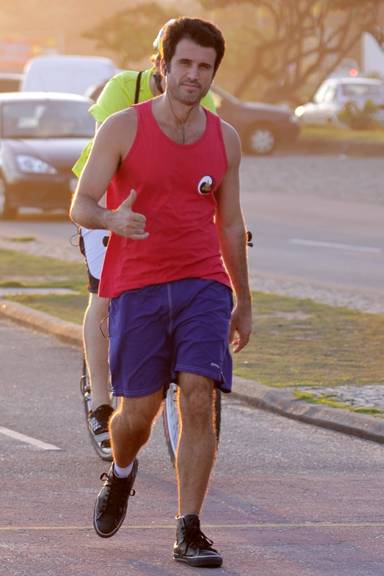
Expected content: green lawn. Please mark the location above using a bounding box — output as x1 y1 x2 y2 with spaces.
2 248 384 390
300 124 384 143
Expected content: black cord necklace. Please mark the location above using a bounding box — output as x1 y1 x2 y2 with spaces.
166 93 196 144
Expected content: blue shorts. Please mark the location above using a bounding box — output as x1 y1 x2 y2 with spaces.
108 279 233 398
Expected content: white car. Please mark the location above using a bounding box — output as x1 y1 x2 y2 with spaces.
21 55 117 96
295 77 384 125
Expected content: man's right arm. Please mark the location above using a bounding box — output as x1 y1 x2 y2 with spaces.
70 111 148 240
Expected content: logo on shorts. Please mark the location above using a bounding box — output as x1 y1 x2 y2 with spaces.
197 175 214 195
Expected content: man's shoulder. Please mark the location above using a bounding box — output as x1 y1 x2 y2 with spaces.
103 106 138 128
219 118 240 144
218 119 241 166
95 107 139 155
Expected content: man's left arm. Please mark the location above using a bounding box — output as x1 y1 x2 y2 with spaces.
216 121 252 353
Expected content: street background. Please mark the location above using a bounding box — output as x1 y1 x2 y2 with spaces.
1 153 383 311
1 316 384 576
1 152 384 575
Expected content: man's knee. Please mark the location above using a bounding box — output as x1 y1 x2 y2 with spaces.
179 373 215 424
112 392 163 435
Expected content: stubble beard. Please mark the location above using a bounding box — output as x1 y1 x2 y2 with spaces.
170 81 208 107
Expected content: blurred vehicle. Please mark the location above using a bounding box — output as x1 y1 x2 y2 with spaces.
295 77 384 125
86 81 299 156
0 72 23 93
0 92 94 219
211 85 299 155
21 55 117 95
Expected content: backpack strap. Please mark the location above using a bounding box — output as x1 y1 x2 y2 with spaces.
134 71 143 104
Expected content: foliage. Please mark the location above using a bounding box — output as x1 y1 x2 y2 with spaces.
200 0 384 103
82 2 176 68
83 0 384 104
338 99 381 129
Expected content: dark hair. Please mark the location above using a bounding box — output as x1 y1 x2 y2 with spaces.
162 17 225 76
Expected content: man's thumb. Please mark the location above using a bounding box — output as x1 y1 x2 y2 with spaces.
122 189 137 208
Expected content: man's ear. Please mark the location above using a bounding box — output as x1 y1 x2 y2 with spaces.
160 58 168 76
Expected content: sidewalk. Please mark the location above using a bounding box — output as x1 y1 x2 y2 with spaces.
2 297 384 446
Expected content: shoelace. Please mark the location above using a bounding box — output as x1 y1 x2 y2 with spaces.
98 472 136 514
184 521 216 551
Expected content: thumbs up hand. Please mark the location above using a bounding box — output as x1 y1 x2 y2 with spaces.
107 189 149 239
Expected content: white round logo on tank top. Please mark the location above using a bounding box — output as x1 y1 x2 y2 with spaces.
197 175 214 195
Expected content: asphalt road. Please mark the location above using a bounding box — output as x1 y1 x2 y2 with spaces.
2 318 384 576
241 155 384 296
1 154 383 299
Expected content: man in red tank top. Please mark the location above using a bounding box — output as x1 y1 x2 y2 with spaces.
70 17 252 568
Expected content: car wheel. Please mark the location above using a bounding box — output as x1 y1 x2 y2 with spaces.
247 124 276 155
0 174 17 219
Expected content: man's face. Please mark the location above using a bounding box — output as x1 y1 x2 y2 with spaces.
163 38 216 105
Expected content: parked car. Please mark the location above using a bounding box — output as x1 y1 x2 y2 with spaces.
21 55 117 95
295 77 384 126
86 81 299 155
0 92 94 218
0 72 23 93
211 85 299 155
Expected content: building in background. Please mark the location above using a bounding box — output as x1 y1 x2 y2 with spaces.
0 36 60 72
0 0 185 72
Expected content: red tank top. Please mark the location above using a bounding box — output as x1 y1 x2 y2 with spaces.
99 99 230 297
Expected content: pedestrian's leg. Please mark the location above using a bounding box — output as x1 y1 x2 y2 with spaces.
176 372 216 515
173 371 222 567
93 389 163 538
83 293 110 409
110 389 164 466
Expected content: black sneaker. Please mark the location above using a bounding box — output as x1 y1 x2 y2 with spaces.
88 404 114 445
93 459 138 538
173 514 223 568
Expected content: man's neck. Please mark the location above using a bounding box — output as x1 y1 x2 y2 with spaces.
152 93 205 145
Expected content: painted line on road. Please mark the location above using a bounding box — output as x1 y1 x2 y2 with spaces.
290 238 382 254
2 522 384 532
0 427 61 451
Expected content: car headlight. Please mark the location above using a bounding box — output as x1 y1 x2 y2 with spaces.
294 105 305 118
16 155 57 174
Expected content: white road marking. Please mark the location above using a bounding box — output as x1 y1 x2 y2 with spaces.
2 521 384 531
0 426 61 451
290 238 382 254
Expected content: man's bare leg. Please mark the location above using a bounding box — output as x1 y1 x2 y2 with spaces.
110 389 164 466
176 372 217 515
83 293 110 409
93 388 164 538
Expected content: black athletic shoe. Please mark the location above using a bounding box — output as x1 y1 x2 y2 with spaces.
93 459 138 538
88 404 114 445
173 514 223 568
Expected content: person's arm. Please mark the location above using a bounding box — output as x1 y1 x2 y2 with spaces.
216 121 252 353
70 109 148 240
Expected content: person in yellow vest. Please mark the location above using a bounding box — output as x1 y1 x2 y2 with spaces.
74 20 216 457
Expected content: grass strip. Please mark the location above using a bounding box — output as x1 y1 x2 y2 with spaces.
1 247 384 390
300 124 384 143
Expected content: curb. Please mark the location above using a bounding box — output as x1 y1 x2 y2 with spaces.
289 138 384 157
2 298 384 445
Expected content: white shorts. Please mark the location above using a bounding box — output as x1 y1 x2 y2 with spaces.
80 227 108 281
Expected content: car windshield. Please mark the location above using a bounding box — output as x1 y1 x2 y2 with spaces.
2 100 94 138
341 83 382 99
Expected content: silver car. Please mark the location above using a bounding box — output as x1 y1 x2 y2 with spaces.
295 77 384 126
